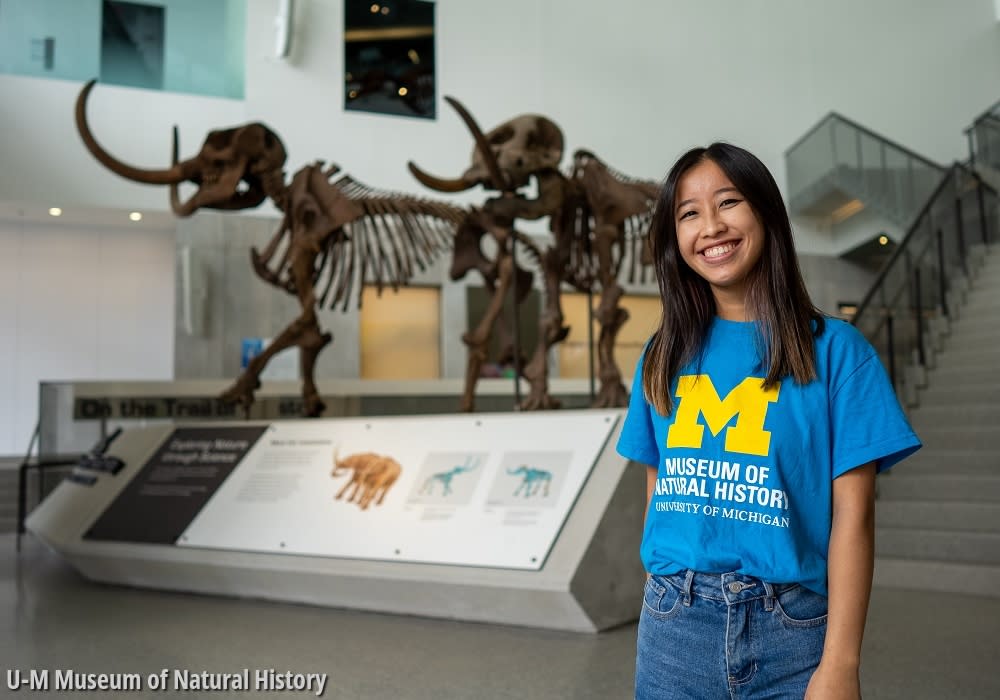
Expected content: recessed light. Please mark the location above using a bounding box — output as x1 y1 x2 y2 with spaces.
48 207 62 217
129 211 143 222
398 87 408 96
370 3 380 12
878 235 889 246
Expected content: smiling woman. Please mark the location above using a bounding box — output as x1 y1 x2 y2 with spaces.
617 142 921 700
673 159 765 319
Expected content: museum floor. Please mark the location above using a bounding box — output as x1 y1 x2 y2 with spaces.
2 532 998 700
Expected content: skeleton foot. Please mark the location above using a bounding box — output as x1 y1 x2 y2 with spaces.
219 374 262 416
302 389 326 418
592 380 629 408
519 391 561 411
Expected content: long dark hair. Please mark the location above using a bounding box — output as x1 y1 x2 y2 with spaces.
642 142 824 416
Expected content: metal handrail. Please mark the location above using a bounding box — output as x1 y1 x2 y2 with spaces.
785 111 945 171
962 98 1000 134
851 168 955 324
852 160 997 336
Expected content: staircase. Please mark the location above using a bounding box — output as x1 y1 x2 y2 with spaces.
786 112 945 228
873 245 1000 597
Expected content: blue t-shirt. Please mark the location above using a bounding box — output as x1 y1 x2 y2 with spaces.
616 317 921 595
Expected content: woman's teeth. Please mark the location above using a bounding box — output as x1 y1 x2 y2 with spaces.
703 242 737 259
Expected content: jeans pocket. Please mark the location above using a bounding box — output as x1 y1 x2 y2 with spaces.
641 575 684 620
774 585 828 628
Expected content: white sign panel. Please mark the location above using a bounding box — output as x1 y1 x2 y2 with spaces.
178 410 620 570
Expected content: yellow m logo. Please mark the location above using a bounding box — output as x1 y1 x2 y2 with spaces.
666 375 780 457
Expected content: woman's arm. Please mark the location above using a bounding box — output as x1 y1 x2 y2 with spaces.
645 465 658 525
805 461 876 699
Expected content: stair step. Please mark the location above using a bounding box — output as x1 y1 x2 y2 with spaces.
928 352 1000 372
918 385 1000 404
922 371 1000 390
874 558 1000 598
875 528 1000 565
900 449 1000 474
878 475 1000 502
913 427 1000 451
946 326 1000 343
876 500 1000 532
909 404 1000 428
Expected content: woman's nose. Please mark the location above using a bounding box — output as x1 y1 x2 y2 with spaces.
703 211 727 237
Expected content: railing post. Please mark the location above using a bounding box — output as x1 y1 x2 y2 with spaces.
955 196 969 276
936 228 949 317
913 268 925 367
16 460 28 552
886 312 896 389
968 128 976 169
880 142 888 201
855 130 863 191
976 175 989 245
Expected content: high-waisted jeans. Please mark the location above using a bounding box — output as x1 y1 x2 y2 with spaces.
635 571 828 699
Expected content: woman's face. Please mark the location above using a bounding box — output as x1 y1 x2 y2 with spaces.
673 158 765 317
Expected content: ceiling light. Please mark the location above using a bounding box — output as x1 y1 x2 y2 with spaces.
48 207 62 217
370 4 380 12
878 235 889 246
398 87 408 96
407 49 420 64
381 5 390 14
129 211 143 222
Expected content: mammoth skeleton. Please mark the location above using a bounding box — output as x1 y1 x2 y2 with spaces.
75 80 466 417
410 97 659 411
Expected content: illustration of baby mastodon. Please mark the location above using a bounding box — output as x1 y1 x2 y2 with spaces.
508 465 552 498
420 456 480 496
331 450 401 510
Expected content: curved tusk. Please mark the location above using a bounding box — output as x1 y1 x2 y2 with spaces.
75 79 188 185
407 161 474 193
443 95 510 192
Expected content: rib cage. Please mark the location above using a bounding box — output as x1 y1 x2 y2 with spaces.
261 173 468 312
568 149 659 287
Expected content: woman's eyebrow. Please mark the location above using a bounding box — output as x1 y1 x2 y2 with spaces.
675 187 740 211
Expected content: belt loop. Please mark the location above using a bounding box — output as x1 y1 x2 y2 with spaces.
762 581 775 612
682 570 695 607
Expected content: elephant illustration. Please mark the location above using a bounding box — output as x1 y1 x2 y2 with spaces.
332 450 402 510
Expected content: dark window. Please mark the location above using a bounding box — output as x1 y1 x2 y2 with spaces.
344 1 435 119
100 1 165 90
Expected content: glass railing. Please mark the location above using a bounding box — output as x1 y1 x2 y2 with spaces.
851 163 998 400
967 101 1000 172
786 113 945 227
0 0 246 99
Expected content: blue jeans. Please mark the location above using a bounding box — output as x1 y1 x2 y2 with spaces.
636 571 828 699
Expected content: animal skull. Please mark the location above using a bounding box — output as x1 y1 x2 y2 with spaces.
409 110 563 193
75 79 288 216
464 115 564 189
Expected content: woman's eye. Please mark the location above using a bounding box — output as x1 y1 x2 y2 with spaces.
720 198 741 207
678 210 696 220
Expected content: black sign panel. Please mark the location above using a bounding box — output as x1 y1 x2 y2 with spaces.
85 425 267 544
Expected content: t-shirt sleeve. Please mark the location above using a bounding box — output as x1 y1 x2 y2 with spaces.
616 350 660 467
830 351 921 477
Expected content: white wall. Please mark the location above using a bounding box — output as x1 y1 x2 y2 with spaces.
0 213 175 455
3 1 998 228
1 0 999 455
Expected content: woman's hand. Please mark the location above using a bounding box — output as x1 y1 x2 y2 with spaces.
805 660 861 699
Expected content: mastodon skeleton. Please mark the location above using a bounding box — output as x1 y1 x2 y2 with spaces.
75 80 466 417
410 97 660 411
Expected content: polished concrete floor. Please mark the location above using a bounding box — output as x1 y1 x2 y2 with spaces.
2 533 999 699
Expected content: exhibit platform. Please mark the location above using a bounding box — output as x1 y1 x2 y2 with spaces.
26 408 646 632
